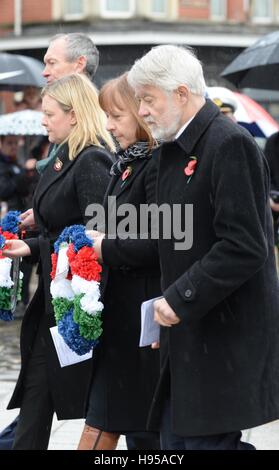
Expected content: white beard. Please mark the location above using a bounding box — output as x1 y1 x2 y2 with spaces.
145 99 183 141
150 116 181 140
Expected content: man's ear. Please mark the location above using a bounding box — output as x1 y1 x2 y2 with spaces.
75 55 87 74
176 85 189 103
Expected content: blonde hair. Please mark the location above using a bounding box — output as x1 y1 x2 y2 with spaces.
99 72 154 148
41 74 115 160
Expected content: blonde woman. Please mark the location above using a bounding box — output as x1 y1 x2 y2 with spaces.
3 74 114 449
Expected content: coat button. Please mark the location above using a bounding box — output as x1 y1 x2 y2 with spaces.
185 289 192 298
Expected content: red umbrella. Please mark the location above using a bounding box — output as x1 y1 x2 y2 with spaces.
233 91 279 138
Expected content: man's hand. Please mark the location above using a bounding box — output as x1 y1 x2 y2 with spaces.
154 298 181 327
3 239 31 258
20 208 36 230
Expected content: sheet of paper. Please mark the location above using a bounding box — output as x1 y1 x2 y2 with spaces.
50 326 92 367
139 296 162 347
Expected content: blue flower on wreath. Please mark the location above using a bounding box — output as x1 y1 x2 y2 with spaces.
1 211 20 234
0 233 5 250
0 309 13 321
54 225 92 254
58 309 98 355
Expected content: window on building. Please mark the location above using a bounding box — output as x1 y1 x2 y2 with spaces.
251 0 273 22
151 0 167 15
211 0 226 20
100 0 136 18
64 0 84 17
180 1 208 6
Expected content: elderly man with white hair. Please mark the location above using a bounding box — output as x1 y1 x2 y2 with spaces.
128 45 279 450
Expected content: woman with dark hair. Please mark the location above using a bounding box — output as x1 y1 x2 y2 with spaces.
77 73 161 450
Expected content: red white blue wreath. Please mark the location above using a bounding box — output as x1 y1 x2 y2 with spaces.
0 211 23 321
50 225 103 355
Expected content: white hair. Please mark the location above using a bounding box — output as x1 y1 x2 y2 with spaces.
128 45 206 96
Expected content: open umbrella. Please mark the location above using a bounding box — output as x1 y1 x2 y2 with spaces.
207 86 279 138
221 30 279 90
0 53 46 91
0 110 47 136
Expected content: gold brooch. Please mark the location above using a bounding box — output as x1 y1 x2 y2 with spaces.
53 158 63 171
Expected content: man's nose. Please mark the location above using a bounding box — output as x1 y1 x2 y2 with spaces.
138 102 148 117
42 65 49 77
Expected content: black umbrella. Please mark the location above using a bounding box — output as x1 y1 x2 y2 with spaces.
0 52 46 91
221 30 279 90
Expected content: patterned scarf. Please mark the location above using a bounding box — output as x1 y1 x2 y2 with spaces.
110 141 154 176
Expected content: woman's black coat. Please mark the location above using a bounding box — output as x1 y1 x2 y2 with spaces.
148 100 279 437
86 153 161 433
8 143 113 420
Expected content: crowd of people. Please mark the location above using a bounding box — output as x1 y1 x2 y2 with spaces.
0 32 279 451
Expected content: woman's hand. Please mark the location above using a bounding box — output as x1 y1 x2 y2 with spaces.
86 230 105 263
86 230 103 239
20 208 37 230
270 198 279 213
3 239 31 258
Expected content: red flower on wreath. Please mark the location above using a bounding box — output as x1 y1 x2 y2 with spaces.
50 253 58 280
2 231 18 241
0 229 18 259
184 156 197 183
67 245 102 282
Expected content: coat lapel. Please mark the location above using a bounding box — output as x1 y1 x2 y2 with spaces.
34 144 76 211
177 100 220 155
103 158 150 212
114 158 150 198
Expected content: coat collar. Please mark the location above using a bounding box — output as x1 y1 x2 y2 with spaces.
176 99 220 154
33 143 76 212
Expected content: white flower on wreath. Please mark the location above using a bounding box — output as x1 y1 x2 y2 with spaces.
72 275 103 315
0 258 14 288
50 278 74 300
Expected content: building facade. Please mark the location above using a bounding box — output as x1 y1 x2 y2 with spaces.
0 0 279 116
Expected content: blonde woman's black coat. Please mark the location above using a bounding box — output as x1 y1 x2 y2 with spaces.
8 143 113 419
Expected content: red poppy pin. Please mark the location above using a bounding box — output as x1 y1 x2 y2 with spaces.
121 165 132 185
184 156 197 184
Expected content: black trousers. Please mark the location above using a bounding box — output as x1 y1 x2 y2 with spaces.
12 331 54 450
0 416 19 450
125 432 160 450
160 400 256 450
